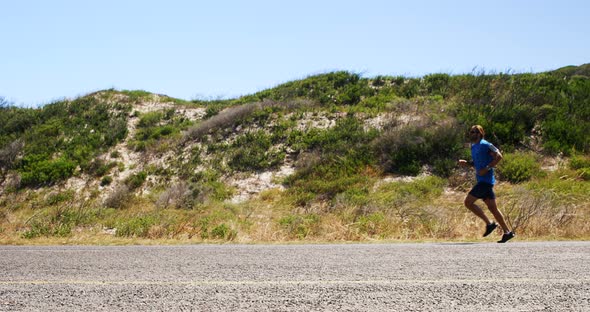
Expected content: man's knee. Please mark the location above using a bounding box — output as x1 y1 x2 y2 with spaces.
464 196 476 207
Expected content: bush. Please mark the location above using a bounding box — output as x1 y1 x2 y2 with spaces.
423 73 451 97
577 168 590 181
100 176 113 186
373 120 463 176
241 71 372 106
138 112 163 128
4 97 130 190
125 171 147 189
228 131 285 172
21 207 89 239
103 185 130 208
499 152 542 183
279 214 321 239
570 155 590 181
569 155 590 170
357 212 387 236
20 158 76 187
285 117 378 204
116 215 157 237
46 190 74 206
210 223 237 240
156 182 193 209
0 139 24 170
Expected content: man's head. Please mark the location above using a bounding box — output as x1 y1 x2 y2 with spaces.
469 125 484 143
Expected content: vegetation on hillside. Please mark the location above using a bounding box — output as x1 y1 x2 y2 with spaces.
0 64 589 243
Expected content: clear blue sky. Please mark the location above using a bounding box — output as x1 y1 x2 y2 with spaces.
1 0 589 107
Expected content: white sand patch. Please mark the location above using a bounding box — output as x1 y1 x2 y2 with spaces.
228 163 295 204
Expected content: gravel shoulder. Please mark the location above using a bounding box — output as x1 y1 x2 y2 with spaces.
0 242 589 311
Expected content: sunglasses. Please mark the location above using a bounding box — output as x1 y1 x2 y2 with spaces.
469 130 479 134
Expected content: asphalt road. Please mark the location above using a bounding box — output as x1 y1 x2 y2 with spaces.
0 242 588 311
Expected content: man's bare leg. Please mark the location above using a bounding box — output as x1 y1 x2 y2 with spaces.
464 194 492 224
483 198 510 233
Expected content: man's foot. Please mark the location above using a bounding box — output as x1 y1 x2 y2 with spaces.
497 232 515 243
483 222 498 237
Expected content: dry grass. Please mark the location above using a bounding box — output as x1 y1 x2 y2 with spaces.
183 99 314 143
1 173 589 245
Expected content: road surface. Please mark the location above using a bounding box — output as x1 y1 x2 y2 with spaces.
0 242 589 311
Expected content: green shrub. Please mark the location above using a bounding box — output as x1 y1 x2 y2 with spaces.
285 117 378 204
20 158 76 187
228 131 285 172
569 155 590 170
375 176 445 209
279 214 321 239
186 170 234 203
120 89 153 102
357 212 387 236
577 168 590 181
125 171 147 189
46 190 74 206
84 159 116 177
5 97 130 189
373 121 463 176
355 89 396 113
21 207 89 239
570 155 590 181
542 77 590 154
100 176 113 186
423 73 451 97
499 152 542 183
116 215 157 237
22 221 71 239
210 223 237 240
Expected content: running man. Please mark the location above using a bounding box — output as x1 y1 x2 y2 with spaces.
458 125 515 243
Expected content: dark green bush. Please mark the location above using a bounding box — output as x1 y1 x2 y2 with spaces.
238 71 373 106
453 71 589 153
100 176 113 186
228 130 285 172
125 171 147 189
20 158 76 187
372 121 463 176
4 97 130 188
498 152 542 183
138 112 163 128
285 117 378 204
423 73 451 97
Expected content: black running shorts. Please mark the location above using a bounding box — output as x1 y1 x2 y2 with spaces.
468 182 496 200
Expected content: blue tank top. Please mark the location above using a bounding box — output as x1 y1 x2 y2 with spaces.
471 139 499 185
